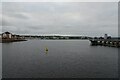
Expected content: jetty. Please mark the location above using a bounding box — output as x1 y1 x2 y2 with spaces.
89 39 120 48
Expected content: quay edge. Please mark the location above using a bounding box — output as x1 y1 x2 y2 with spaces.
89 39 120 48
0 39 27 43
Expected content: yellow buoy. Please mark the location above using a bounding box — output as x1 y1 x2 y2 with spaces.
45 48 48 51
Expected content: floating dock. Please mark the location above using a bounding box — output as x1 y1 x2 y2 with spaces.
89 39 120 48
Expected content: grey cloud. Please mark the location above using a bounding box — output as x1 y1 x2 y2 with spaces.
2 2 118 37
10 13 30 19
2 19 12 26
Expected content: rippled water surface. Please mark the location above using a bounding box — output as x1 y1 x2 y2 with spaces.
2 40 118 78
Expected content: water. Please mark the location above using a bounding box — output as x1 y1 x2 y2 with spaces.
0 43 2 79
2 40 118 78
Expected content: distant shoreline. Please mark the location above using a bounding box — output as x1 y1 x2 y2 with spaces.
0 39 27 43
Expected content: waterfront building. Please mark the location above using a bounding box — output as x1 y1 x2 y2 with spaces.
12 35 17 39
104 34 108 39
2 32 12 39
12 34 20 39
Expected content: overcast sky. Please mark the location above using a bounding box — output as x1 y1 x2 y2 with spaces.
1 2 118 37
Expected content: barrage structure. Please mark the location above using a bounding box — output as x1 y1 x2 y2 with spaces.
89 39 120 48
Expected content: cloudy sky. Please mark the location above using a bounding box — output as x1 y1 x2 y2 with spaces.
1 2 118 37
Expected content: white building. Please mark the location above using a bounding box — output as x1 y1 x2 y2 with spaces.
104 34 108 39
2 32 12 39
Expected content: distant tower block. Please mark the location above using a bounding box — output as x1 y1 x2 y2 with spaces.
104 34 108 39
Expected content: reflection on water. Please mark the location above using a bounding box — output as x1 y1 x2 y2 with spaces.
45 51 48 54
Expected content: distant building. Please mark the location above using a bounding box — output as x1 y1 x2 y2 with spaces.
107 36 111 39
0 34 2 38
12 35 17 39
104 34 108 39
2 32 12 39
12 34 20 39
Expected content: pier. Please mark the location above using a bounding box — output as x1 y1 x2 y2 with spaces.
89 39 120 48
